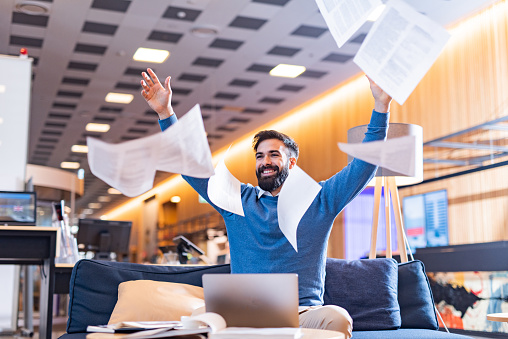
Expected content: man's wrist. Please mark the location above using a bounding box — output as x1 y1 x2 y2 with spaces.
374 101 390 113
157 107 175 120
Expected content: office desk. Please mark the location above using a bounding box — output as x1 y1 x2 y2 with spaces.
0 226 58 339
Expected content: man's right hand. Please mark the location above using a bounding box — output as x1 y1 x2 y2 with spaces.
140 68 174 120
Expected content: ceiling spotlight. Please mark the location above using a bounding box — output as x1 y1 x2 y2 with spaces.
108 188 122 195
190 25 219 38
170 196 181 203
133 47 170 63
105 92 134 104
60 162 80 169
88 203 102 209
269 64 306 78
98 196 111 202
86 123 110 133
71 144 88 153
15 1 49 15
0 85 6 93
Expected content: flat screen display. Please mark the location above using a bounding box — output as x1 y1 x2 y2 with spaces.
403 189 448 249
0 191 36 225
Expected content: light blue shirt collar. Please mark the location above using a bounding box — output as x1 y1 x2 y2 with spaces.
257 187 280 199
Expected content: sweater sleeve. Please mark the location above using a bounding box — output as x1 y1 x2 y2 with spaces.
318 110 389 216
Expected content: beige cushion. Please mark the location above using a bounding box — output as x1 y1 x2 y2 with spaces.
108 280 205 324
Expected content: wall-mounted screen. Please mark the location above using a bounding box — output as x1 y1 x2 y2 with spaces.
403 189 448 249
0 191 36 226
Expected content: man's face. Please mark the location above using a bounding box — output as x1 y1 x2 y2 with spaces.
255 139 296 193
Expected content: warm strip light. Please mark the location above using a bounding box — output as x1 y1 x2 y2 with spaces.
269 64 306 78
367 4 386 21
133 47 170 63
86 123 110 132
108 188 122 194
71 144 88 153
60 162 80 169
105 92 134 104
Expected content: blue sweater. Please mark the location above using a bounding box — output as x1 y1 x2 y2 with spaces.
159 111 389 306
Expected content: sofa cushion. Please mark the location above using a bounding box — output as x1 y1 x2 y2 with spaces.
398 260 439 329
323 258 400 331
66 259 231 333
352 329 472 338
108 280 205 324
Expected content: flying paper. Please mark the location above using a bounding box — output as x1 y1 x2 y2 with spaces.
338 135 417 177
207 146 244 216
87 104 214 197
278 165 322 252
353 0 450 104
315 0 382 48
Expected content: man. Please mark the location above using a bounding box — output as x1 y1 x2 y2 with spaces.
140 68 391 338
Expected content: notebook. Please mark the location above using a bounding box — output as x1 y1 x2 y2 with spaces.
202 273 299 328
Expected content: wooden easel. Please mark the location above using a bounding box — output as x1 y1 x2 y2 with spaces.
368 176 409 263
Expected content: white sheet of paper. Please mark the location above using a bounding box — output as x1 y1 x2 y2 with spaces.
277 165 322 252
207 147 244 216
353 0 450 104
87 133 159 197
157 104 214 178
87 104 214 197
338 135 417 177
315 0 382 48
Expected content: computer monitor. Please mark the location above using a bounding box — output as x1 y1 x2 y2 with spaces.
0 191 36 226
402 189 449 249
77 218 132 260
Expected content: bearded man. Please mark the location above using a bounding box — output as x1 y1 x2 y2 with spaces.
140 68 391 339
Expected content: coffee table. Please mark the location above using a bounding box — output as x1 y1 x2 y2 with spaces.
487 313 508 322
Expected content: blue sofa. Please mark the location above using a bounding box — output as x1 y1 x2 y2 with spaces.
60 259 471 339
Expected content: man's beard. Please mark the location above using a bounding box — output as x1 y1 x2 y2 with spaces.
256 162 290 192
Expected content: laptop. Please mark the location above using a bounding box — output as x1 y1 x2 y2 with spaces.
202 273 299 328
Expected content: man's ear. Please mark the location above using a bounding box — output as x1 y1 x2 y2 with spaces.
289 157 297 169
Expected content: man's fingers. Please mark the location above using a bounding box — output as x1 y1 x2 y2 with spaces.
140 79 150 91
141 72 154 87
147 68 162 86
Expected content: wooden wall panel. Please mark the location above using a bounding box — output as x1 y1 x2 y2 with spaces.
107 1 508 261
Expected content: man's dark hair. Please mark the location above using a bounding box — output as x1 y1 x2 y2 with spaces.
252 130 299 159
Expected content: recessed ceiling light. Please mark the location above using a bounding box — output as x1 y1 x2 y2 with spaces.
269 64 306 78
0 117 3 124
367 4 386 21
71 145 88 153
170 196 181 203
83 208 94 215
15 1 49 15
190 25 219 38
133 47 170 63
108 188 122 194
88 203 102 209
98 196 111 202
0 85 6 93
86 123 110 133
61 162 80 169
105 92 134 104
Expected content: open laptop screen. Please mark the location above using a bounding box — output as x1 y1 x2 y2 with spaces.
0 191 36 226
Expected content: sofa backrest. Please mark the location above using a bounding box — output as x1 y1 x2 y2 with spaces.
66 259 231 333
67 258 439 333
